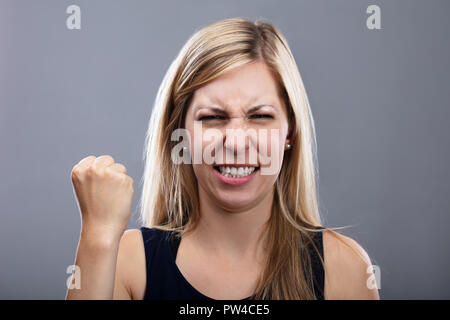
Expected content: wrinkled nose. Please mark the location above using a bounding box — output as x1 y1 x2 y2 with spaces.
223 119 250 157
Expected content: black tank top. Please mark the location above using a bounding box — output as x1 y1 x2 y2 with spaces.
140 227 325 300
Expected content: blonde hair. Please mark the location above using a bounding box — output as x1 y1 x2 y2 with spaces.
139 17 345 299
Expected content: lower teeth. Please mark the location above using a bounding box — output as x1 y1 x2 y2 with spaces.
223 173 248 178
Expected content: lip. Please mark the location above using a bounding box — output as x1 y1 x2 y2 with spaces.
213 166 258 186
213 163 259 167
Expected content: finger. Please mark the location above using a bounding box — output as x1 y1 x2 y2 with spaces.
107 163 127 174
77 155 97 170
93 155 115 170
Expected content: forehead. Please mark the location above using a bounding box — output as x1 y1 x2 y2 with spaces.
190 61 282 109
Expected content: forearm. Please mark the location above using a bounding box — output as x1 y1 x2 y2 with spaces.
65 230 121 300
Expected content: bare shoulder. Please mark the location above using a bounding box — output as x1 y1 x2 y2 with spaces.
113 228 146 300
322 229 380 300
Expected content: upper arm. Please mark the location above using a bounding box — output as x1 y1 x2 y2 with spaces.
113 229 147 300
323 230 380 300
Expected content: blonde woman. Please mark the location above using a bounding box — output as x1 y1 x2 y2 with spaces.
67 18 380 300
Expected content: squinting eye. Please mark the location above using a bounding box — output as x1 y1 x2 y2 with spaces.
199 115 225 121
250 114 273 119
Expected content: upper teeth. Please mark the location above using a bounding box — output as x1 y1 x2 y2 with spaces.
218 166 256 178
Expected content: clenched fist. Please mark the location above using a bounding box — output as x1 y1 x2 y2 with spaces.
71 155 134 242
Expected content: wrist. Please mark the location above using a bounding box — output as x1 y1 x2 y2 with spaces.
80 224 124 249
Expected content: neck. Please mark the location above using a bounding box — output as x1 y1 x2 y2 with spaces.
191 186 274 261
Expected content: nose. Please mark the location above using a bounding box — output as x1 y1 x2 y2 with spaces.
223 118 250 156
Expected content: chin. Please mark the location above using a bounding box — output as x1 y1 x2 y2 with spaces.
213 189 260 212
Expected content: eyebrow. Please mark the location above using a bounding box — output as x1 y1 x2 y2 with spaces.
195 104 275 114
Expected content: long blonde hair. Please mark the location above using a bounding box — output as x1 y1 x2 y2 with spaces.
139 17 340 299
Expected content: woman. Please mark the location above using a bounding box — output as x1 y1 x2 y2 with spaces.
67 18 380 300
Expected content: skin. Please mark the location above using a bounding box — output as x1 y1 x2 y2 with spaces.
66 61 380 300
173 60 291 299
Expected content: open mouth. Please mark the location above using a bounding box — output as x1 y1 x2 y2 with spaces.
213 165 260 178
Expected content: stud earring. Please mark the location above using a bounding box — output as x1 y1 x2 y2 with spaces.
183 146 189 151
286 143 291 150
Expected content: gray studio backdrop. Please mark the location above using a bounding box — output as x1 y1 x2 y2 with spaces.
1 0 449 299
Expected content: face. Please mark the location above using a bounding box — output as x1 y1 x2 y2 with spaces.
183 60 291 212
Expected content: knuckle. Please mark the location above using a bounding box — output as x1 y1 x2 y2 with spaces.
71 166 80 176
104 166 117 177
97 168 108 178
71 168 80 181
100 154 115 163
86 166 98 178
71 165 86 180
82 155 96 165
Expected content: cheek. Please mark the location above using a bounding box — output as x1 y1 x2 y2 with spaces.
189 128 216 178
256 129 287 162
191 163 212 189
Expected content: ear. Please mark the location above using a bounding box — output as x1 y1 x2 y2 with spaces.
285 118 296 150
285 138 292 150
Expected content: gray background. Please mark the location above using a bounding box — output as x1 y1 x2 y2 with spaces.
1 0 449 299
